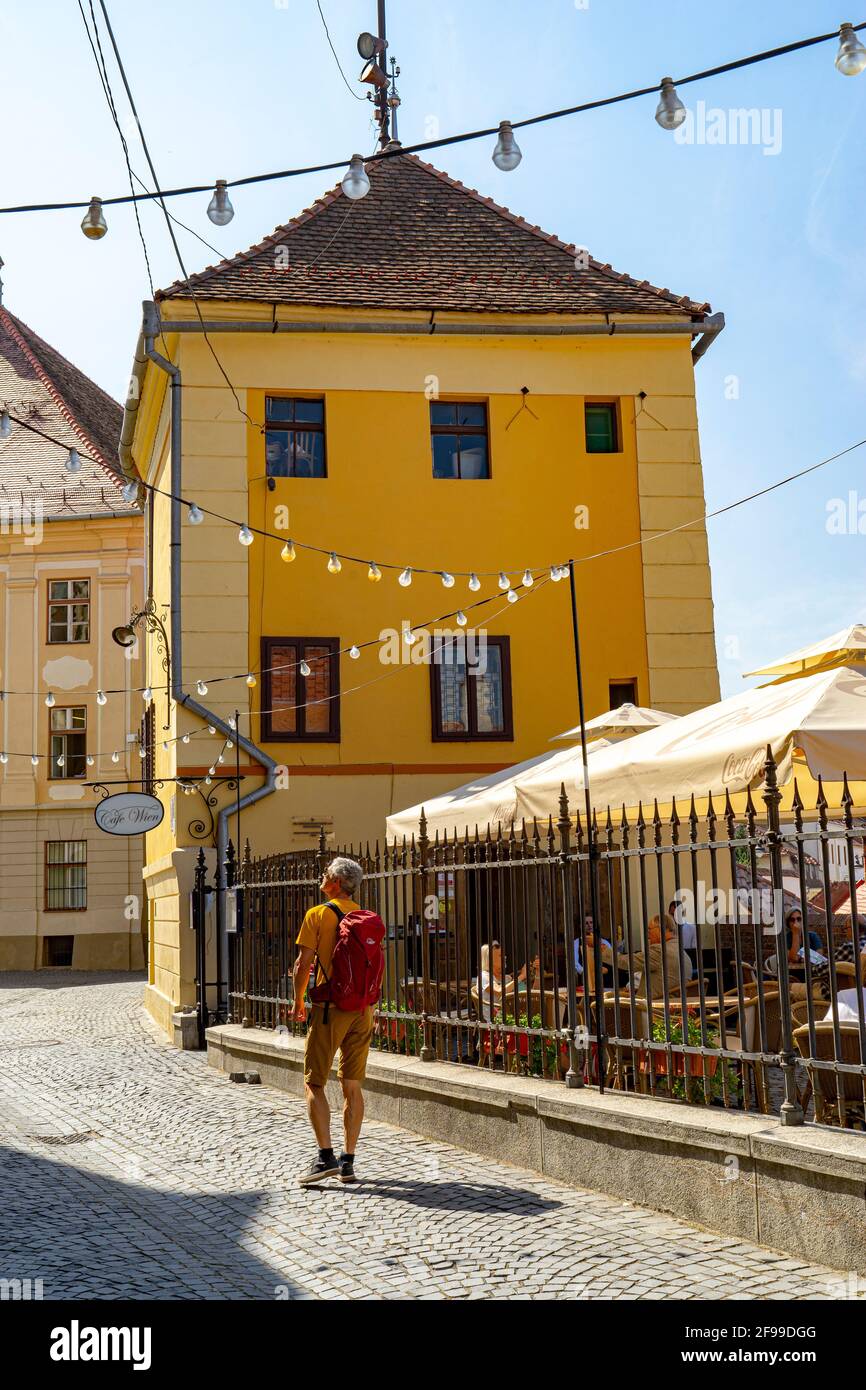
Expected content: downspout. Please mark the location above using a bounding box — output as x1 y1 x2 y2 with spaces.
139 300 278 1022
691 311 725 364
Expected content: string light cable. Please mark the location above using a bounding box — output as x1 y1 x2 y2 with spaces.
1 21 864 217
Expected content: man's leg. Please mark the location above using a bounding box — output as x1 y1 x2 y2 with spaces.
305 1083 332 1148
341 1079 364 1153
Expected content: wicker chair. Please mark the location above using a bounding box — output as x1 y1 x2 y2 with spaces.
793 1021 866 1128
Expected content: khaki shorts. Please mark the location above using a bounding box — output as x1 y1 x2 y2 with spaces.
304 1003 374 1087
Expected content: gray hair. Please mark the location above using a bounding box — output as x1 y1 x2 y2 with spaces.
324 856 363 898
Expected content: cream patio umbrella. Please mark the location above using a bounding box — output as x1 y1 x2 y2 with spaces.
744 623 866 685
386 667 866 840
549 702 680 743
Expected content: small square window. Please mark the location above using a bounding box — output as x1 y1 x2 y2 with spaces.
585 403 618 453
47 579 90 643
609 679 637 709
265 397 326 478
430 402 490 479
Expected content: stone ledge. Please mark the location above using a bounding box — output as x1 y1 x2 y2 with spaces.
206 1024 866 1273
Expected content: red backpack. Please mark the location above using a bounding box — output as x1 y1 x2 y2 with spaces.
309 902 386 1019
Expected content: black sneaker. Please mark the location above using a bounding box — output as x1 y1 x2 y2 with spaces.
298 1155 339 1187
338 1154 358 1184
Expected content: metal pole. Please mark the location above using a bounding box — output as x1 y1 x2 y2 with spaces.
567 559 606 1093
377 0 390 146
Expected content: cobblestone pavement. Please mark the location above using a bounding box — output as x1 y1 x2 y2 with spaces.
0 973 853 1301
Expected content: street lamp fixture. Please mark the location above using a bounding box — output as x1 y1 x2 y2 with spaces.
111 597 172 730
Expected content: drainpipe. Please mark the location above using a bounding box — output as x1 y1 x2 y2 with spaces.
139 300 278 1022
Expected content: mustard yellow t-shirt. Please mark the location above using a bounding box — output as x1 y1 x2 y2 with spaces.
296 898 359 987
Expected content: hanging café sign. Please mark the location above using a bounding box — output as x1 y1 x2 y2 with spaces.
94 791 164 837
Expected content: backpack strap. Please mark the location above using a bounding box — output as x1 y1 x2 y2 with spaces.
313 902 347 1024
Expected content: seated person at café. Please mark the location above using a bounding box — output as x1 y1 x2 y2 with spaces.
587 914 692 996
574 912 617 986
477 941 538 1020
823 986 866 1024
785 907 823 961
795 929 866 1002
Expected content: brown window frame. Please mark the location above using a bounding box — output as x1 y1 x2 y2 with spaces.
430 400 491 479
44 840 87 912
140 703 155 795
260 636 341 742
47 577 91 644
48 706 87 780
430 635 514 742
264 395 327 479
584 400 621 454
608 678 638 709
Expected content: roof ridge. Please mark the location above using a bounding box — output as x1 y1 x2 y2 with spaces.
0 309 124 488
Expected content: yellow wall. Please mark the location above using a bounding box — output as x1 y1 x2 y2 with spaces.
0 512 146 969
132 304 720 1029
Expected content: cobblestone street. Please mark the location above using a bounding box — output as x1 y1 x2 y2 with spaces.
0 973 852 1301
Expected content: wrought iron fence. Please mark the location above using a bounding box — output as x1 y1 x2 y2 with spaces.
212 750 866 1130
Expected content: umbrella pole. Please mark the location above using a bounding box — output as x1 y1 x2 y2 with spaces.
568 559 606 1093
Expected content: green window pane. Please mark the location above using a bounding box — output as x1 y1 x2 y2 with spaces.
585 404 617 453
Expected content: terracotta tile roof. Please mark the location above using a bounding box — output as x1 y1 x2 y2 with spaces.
0 308 133 519
157 152 710 318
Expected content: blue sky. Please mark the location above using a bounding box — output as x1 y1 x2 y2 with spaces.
1 0 863 696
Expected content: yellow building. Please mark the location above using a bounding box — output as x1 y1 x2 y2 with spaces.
0 307 145 970
121 152 722 1036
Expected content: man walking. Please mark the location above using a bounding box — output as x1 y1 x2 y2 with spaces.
291 855 379 1187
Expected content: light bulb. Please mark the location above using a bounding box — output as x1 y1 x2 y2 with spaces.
507 590 519 604
456 610 468 627
836 22 866 75
238 524 254 546
197 679 208 696
57 754 65 767
550 566 562 582
111 750 120 764
281 540 296 562
349 645 360 660
86 755 94 766
492 120 522 171
398 567 412 587
188 504 204 525
0 410 11 439
327 552 342 573
228 716 236 730
498 572 511 591
138 746 146 759
655 77 687 130
207 179 235 225
162 742 169 751
226 739 233 749
122 479 139 504
300 660 311 677
45 692 55 708
440 571 455 588
205 775 213 786
0 752 6 764
66 449 82 473
208 725 216 735
97 689 107 705
468 573 481 592
217 755 225 765
341 154 371 201
367 562 381 582
142 686 152 702
403 627 416 646
81 196 108 239
522 569 534 587
182 733 190 744
31 754 38 766
208 766 216 777
246 672 257 687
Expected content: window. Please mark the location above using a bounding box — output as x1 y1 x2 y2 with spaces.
49 707 87 779
430 402 490 479
140 704 155 795
584 403 618 453
48 578 90 643
261 637 340 741
609 679 637 710
431 636 513 740
265 397 326 478
42 935 74 966
45 842 86 911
